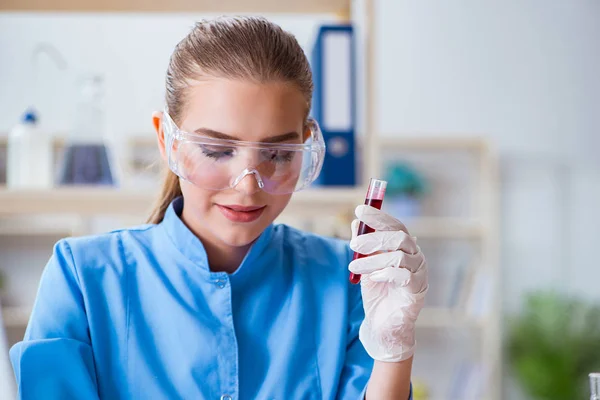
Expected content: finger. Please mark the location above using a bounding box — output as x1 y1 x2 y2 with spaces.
405 246 426 274
350 230 418 255
355 205 409 233
369 264 429 296
406 259 429 294
348 250 423 275
369 266 411 284
350 219 360 240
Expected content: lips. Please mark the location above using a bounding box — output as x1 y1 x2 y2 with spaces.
221 205 265 212
216 204 266 223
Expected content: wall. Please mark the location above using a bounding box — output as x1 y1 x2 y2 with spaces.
376 0 600 158
375 0 600 301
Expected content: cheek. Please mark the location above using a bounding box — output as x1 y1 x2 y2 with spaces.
267 193 292 216
179 181 214 213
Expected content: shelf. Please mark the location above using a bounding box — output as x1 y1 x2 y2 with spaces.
0 225 75 236
0 187 366 216
417 307 483 329
292 187 365 206
0 0 350 14
0 188 484 239
0 187 156 216
327 218 485 241
0 215 81 236
1 306 30 328
378 137 489 152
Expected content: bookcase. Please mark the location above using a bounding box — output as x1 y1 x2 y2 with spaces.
372 137 500 400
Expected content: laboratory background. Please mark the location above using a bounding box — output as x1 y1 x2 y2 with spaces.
0 1 599 399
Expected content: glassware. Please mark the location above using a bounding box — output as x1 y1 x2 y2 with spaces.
590 373 600 400
349 178 388 284
57 74 116 186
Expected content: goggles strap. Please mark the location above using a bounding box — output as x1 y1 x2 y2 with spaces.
231 168 265 189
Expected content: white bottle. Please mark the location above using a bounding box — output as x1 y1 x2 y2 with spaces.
6 109 53 189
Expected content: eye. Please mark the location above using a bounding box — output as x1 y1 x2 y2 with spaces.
199 145 235 160
263 149 295 163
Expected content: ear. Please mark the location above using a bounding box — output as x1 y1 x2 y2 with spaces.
152 111 167 161
303 125 311 142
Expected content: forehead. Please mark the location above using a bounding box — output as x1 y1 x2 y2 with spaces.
180 79 306 142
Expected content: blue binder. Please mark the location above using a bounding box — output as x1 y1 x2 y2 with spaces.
310 24 356 186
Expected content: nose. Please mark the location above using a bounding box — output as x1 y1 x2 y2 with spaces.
233 170 263 195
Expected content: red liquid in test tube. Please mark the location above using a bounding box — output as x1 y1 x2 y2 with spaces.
350 178 388 284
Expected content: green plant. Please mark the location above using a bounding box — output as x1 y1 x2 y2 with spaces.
383 162 428 197
507 291 600 400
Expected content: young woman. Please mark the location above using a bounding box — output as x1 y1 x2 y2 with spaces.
10 17 428 400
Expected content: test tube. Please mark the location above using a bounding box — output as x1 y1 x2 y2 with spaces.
350 178 388 284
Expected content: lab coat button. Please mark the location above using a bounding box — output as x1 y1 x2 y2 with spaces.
220 395 232 400
215 279 226 288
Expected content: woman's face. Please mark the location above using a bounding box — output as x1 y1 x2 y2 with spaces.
158 78 306 248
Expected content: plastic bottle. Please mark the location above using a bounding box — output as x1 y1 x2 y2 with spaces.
6 109 53 189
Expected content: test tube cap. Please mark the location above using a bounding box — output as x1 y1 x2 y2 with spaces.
366 178 387 201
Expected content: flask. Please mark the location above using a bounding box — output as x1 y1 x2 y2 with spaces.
57 74 116 186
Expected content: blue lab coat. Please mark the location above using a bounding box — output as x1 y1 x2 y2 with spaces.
10 197 412 399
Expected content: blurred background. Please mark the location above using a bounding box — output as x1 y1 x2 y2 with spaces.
0 1 599 399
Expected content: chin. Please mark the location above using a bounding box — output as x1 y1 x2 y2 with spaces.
217 227 264 248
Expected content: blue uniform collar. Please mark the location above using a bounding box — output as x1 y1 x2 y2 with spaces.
160 196 275 277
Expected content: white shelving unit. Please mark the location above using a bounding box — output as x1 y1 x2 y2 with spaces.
0 1 500 399
373 137 500 400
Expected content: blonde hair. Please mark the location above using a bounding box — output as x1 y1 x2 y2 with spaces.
148 16 314 224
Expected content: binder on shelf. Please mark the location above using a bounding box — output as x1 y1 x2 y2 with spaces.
310 24 357 186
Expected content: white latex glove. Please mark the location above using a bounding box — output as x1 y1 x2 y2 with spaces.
349 205 429 362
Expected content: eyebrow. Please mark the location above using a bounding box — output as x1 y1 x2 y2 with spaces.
193 128 300 143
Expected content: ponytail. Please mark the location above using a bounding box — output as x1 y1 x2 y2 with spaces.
147 169 182 224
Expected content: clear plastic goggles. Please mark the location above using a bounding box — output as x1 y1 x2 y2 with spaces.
162 111 325 195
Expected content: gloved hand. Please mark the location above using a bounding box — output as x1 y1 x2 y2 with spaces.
348 205 429 362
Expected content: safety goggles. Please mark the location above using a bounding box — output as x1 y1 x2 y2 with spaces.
162 110 325 195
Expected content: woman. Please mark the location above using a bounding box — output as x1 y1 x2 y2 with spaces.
10 16 428 400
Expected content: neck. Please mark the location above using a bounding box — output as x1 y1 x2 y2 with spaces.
180 207 250 274
204 239 250 274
